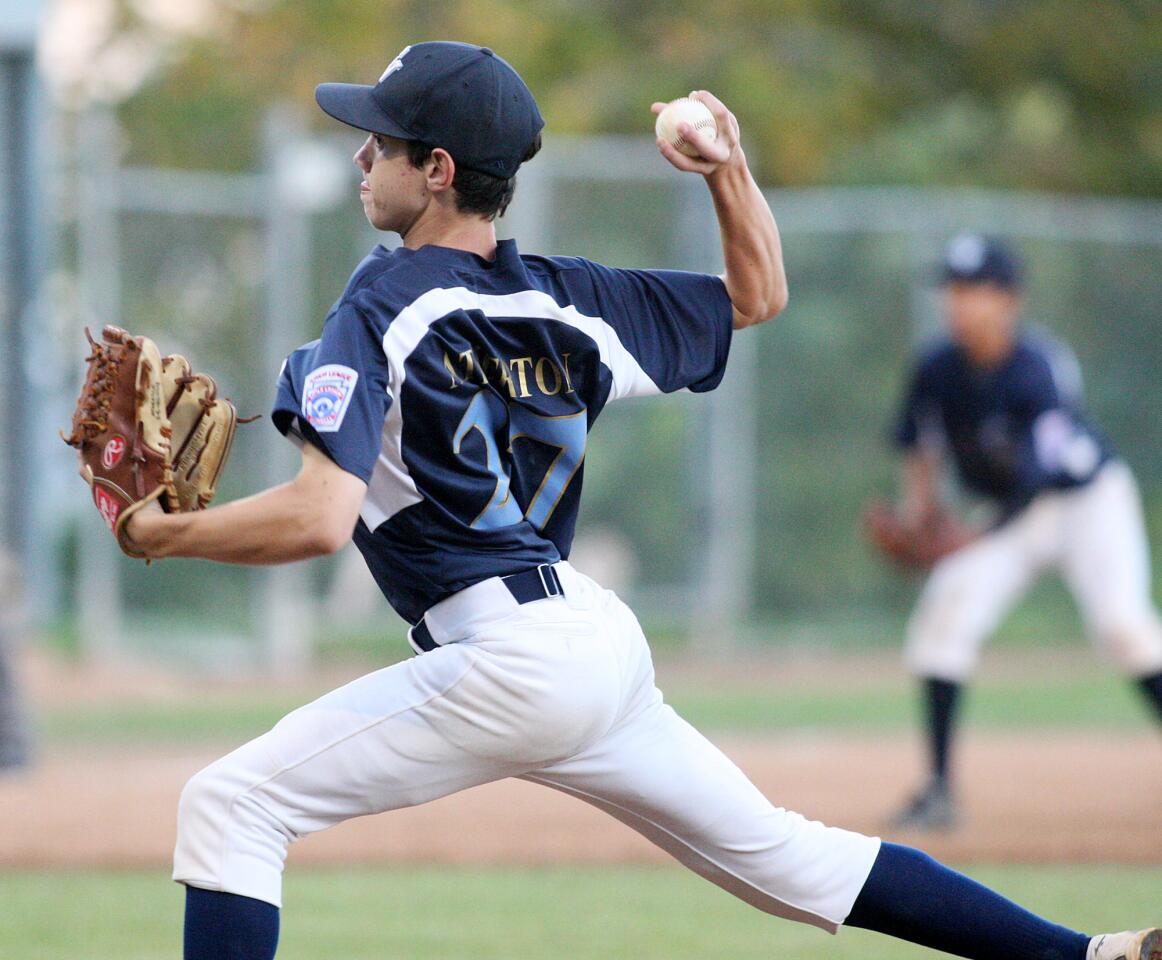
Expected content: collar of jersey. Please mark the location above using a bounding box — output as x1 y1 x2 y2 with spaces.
379 238 518 270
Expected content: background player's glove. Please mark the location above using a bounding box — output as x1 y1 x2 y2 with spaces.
63 326 244 559
861 499 977 570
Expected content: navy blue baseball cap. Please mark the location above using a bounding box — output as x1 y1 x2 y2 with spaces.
941 233 1023 288
315 41 544 179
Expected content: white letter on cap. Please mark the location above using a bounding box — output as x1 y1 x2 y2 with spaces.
380 45 412 82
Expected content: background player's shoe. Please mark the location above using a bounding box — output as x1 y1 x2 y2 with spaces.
889 778 960 831
1088 929 1162 960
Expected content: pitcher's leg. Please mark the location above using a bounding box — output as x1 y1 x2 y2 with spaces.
529 695 879 930
532 693 1099 958
174 643 537 908
175 600 627 960
184 888 279 960
173 650 523 960
846 842 1089 960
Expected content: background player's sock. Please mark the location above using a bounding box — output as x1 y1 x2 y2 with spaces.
923 677 961 784
1134 671 1162 724
184 887 279 960
845 843 1088 960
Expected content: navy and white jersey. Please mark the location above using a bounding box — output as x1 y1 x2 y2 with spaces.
894 331 1113 520
273 239 732 623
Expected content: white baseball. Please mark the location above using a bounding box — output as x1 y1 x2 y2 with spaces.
654 97 717 158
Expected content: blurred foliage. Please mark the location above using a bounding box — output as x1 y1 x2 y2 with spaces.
93 0 1162 195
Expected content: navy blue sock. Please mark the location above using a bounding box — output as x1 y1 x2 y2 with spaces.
845 843 1089 960
184 886 279 960
924 677 961 784
1135 671 1162 725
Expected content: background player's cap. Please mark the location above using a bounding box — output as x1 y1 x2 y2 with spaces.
315 41 544 179
940 233 1023 288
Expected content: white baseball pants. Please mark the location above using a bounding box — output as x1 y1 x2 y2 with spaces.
173 562 880 931
905 460 1162 681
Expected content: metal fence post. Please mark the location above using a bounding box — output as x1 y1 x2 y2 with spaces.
257 106 317 676
74 107 124 658
0 4 45 597
677 179 758 647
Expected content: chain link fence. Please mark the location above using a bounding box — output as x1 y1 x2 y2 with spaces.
23 111 1162 669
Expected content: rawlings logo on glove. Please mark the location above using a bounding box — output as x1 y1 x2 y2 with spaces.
62 325 247 559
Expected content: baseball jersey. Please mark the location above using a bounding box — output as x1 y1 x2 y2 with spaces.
273 239 732 624
894 331 1113 520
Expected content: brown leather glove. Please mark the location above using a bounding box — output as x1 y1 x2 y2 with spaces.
862 499 977 570
63 326 245 558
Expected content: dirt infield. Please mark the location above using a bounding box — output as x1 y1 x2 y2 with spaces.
3 733 1159 868
3 649 1159 869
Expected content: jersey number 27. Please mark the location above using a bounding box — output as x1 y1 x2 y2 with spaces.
453 390 586 531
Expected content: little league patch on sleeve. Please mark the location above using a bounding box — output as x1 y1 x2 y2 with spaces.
303 364 359 433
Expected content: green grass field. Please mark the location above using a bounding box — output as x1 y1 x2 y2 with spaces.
2 863 1160 960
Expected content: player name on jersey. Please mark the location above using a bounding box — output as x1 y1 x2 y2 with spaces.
442 348 577 399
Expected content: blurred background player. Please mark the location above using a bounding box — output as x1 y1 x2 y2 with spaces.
888 233 1162 830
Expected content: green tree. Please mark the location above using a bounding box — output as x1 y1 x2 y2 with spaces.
58 0 1160 194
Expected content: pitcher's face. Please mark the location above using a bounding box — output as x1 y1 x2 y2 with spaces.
354 133 428 234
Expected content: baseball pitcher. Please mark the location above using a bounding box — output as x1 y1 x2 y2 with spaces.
106 42 1156 960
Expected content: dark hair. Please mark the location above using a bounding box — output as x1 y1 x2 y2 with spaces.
406 134 542 220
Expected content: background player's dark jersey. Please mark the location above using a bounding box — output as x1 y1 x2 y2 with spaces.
894 331 1113 521
273 239 732 623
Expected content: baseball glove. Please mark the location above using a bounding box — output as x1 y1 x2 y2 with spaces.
862 499 976 570
63 326 243 558
159 354 240 512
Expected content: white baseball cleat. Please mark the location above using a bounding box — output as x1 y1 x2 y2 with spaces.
1088 929 1162 960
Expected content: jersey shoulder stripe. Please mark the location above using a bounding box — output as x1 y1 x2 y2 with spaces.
379 286 659 401
359 284 660 533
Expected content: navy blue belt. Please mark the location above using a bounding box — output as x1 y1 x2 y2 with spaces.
409 564 564 653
